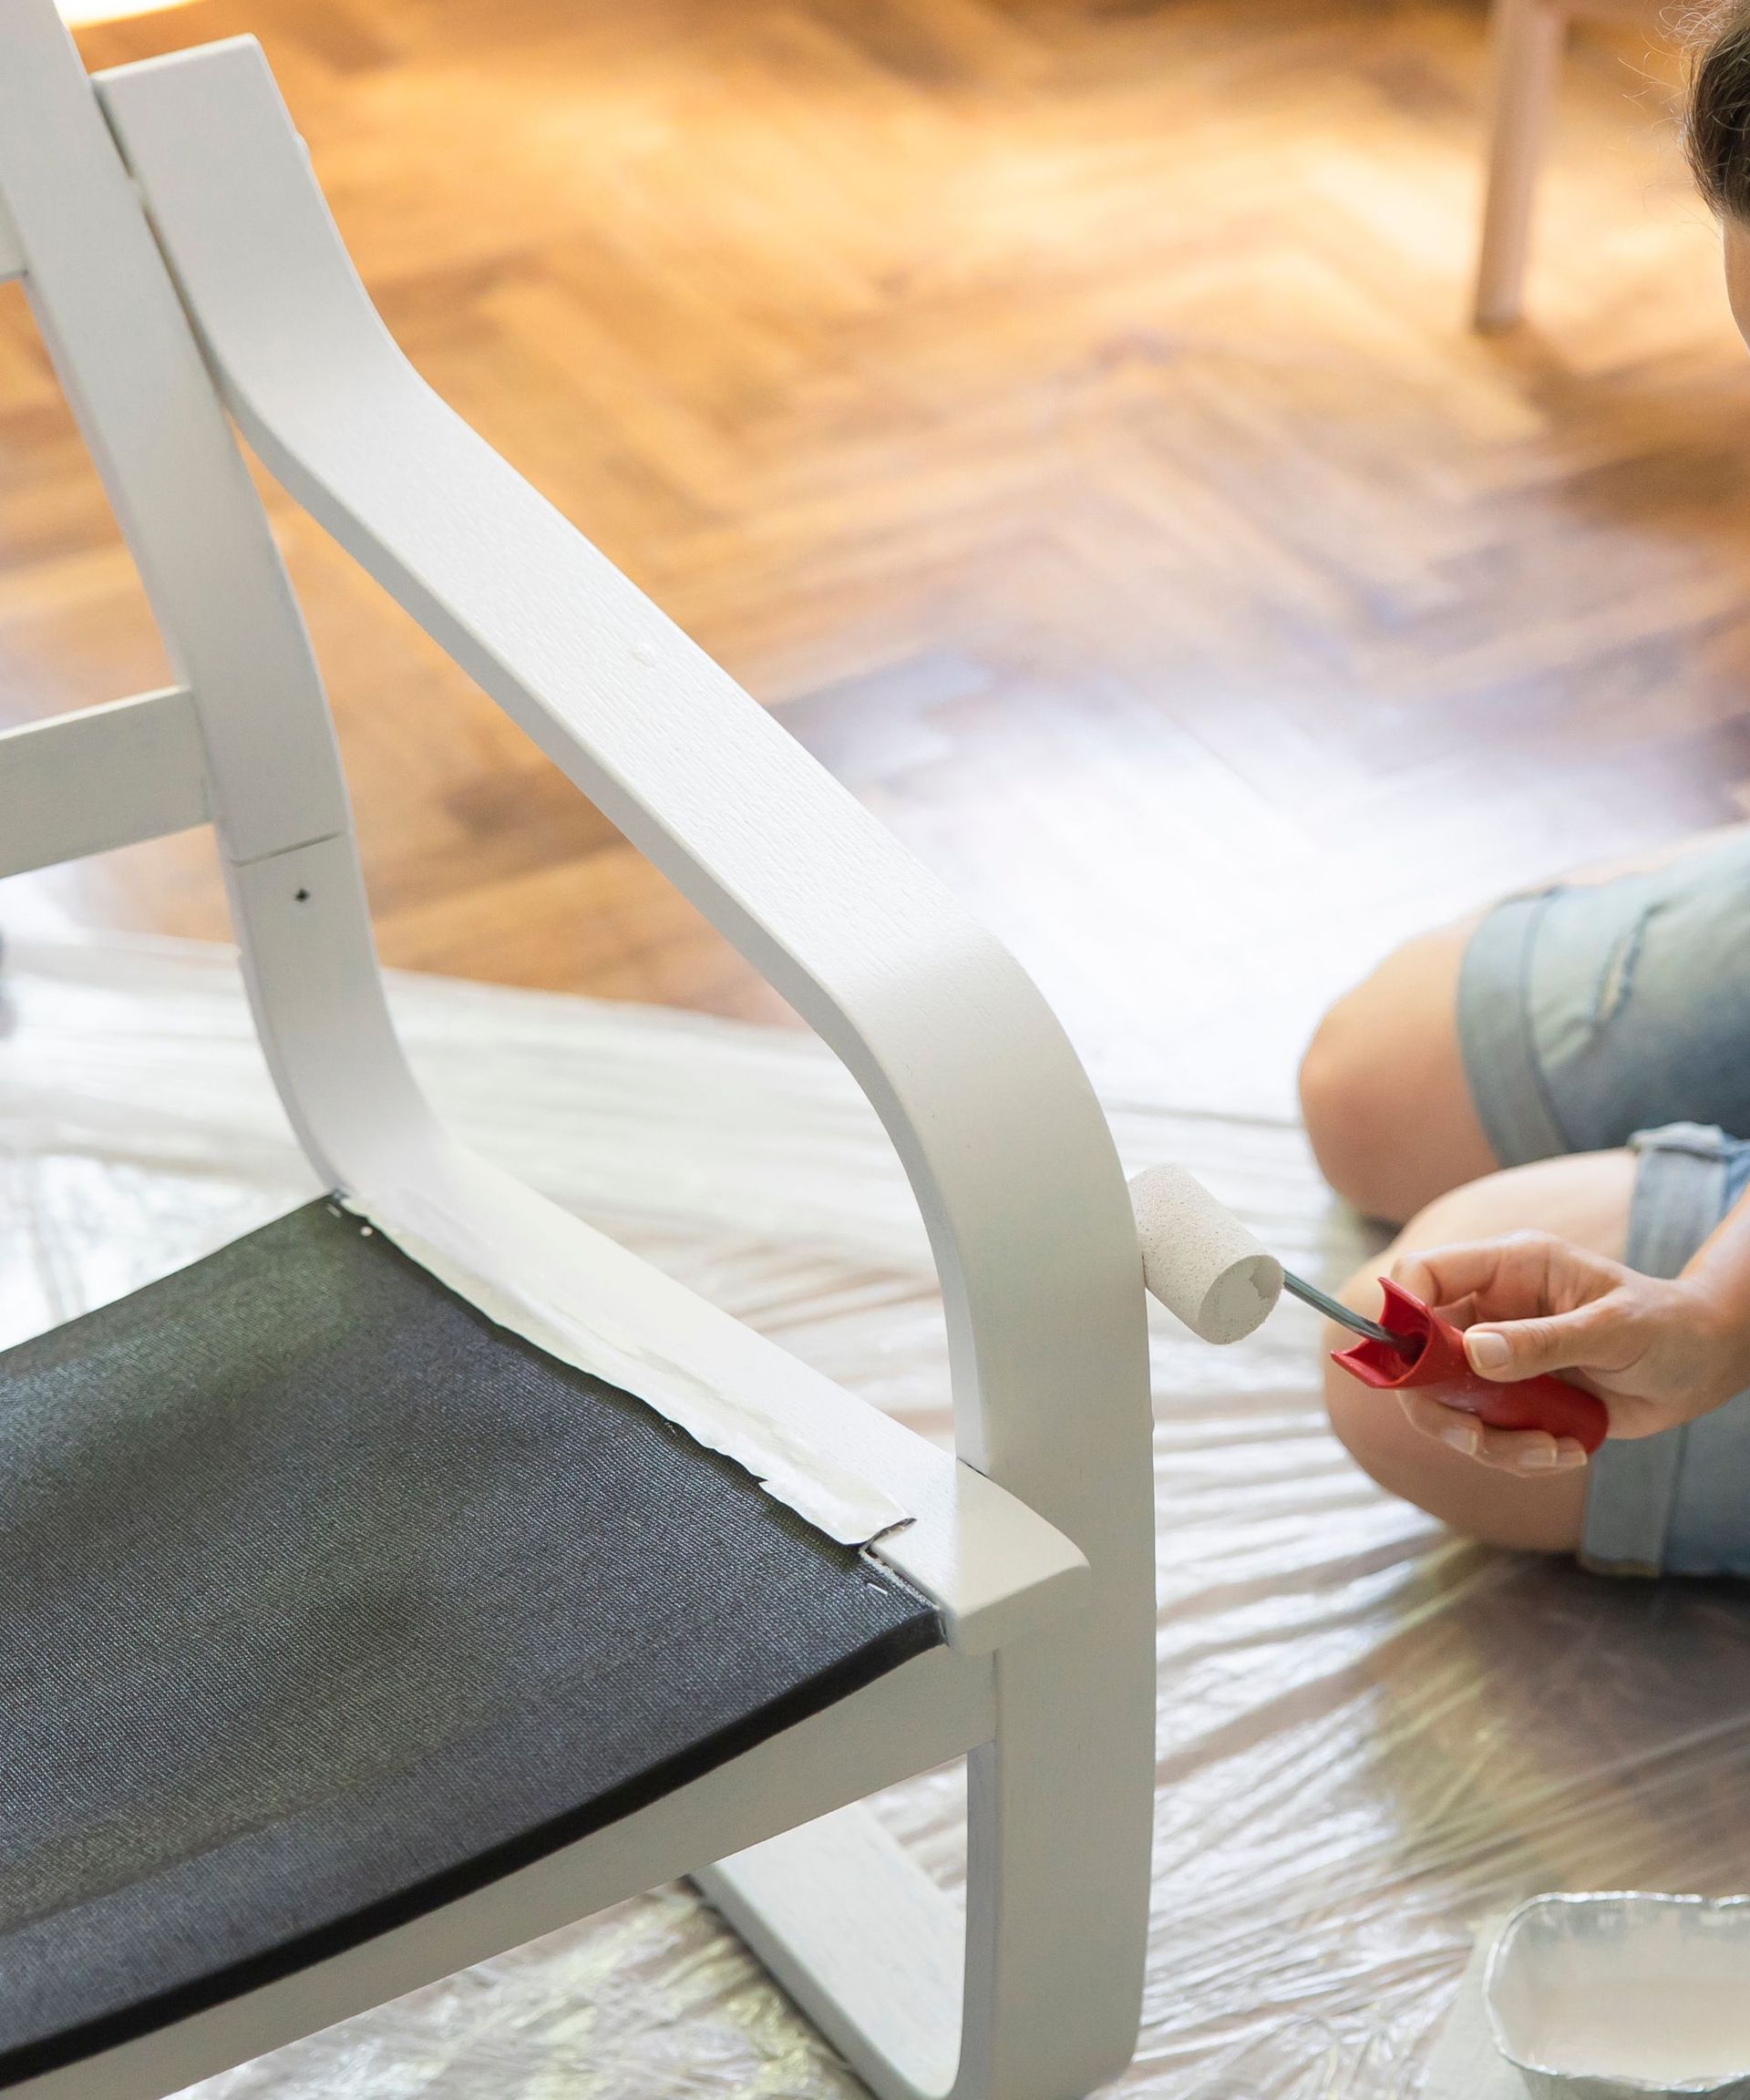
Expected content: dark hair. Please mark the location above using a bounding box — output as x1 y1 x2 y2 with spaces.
1691 4 1750 217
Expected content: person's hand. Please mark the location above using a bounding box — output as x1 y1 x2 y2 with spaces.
1387 1231 1750 1475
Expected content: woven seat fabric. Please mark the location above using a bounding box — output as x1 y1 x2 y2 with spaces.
0 1200 940 2085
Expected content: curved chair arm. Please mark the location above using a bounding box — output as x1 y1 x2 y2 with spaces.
96 38 1151 1557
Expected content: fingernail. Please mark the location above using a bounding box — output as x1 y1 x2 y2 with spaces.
1555 1439 1589 1468
1467 1330 1510 1372
1442 1423 1480 1457
1518 1446 1557 1470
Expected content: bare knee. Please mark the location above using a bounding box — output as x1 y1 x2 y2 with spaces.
1299 927 1495 1225
1298 995 1435 1224
1299 998 1396 1216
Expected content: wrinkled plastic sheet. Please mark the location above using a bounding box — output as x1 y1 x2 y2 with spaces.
5 932 1750 2100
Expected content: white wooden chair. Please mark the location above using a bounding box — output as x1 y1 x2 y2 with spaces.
0 6 1156 2097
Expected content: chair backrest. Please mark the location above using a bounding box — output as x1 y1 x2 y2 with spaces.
0 1 1156 1695
0 0 433 1196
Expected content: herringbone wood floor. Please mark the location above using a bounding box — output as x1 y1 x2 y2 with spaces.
5 0 1747 1111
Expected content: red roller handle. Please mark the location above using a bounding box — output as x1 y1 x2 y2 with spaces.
1330 1278 1610 1454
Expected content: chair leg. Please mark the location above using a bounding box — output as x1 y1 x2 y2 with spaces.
698 1622 1154 2100
699 1803 963 2098
1474 0 1569 332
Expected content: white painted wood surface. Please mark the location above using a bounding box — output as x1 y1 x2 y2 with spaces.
0 12 1160 2095
0 0 1096 1655
701 1807 968 2100
0 194 23 282
0 14 346 866
100 44 1158 2100
0 688 206 879
222 835 1091 1646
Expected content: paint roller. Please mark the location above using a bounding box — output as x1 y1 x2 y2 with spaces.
1127 1164 1609 1453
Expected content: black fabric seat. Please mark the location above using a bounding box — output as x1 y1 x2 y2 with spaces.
0 1201 940 2086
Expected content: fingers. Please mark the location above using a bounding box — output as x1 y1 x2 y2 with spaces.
1462 1310 1594 1382
1385 1231 1643 1385
1391 1240 1515 1311
1464 1295 1648 1385
1390 1232 1627 1324
1398 1391 1589 1477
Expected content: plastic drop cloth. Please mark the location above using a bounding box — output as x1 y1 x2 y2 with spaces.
5 932 1750 2100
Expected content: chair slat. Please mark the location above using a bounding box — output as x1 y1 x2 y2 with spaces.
0 688 207 879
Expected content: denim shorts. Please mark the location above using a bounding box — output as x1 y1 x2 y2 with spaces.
1457 831 1750 1576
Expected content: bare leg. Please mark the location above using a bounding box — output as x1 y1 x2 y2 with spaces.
1322 1148 1636 1552
1299 826 1750 1227
1299 916 1493 1227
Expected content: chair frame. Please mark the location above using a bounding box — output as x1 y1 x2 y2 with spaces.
0 10 1157 2100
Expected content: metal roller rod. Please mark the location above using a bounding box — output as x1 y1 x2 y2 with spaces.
1282 1270 1415 1354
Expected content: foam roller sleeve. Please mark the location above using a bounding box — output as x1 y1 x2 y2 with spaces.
1127 1164 1283 1344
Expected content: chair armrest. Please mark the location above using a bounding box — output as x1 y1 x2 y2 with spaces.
96 40 1152 1564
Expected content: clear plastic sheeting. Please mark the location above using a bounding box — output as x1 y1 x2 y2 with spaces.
5 932 1750 2100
